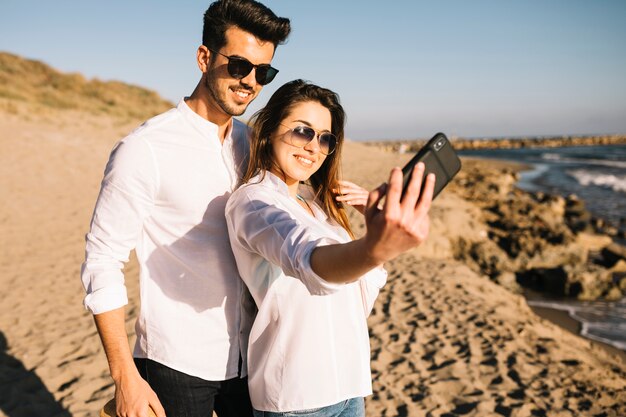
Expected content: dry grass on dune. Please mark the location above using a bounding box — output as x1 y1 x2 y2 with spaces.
0 52 173 122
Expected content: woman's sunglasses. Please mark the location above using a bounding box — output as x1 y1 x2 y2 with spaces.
280 124 337 155
208 48 278 85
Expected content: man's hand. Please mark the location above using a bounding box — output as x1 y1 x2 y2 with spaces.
363 162 434 264
114 371 165 417
94 309 165 417
334 180 369 214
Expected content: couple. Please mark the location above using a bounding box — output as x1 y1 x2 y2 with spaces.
81 1 435 417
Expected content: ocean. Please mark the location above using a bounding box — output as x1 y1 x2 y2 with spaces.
458 144 626 351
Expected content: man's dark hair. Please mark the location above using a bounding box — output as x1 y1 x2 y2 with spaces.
202 0 291 51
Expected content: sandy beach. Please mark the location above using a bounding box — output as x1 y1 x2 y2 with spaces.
1 55 625 417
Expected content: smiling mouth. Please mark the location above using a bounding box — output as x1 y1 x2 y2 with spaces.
295 155 314 166
231 87 252 100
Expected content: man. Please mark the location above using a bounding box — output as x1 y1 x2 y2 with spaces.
80 1 290 416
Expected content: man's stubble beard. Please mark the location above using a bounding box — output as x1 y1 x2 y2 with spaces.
205 70 250 117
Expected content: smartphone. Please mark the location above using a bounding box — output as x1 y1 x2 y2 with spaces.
401 132 461 200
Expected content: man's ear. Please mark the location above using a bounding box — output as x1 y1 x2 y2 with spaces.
197 45 210 73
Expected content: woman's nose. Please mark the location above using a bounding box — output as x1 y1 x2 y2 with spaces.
303 134 322 153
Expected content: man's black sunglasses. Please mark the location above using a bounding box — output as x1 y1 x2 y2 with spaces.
208 48 278 86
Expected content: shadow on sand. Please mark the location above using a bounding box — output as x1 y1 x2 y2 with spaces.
0 331 70 417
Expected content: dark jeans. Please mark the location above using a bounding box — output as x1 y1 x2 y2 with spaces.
134 358 253 417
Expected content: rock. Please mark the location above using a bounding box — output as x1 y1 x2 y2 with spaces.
535 193 566 218
610 259 626 288
619 273 626 292
446 158 623 301
566 211 593 233
455 238 514 279
488 194 574 260
495 271 523 294
610 259 626 273
516 264 613 300
369 134 626 152
525 243 588 270
600 243 626 267
495 172 517 196
571 265 613 301
575 232 613 252
565 194 585 212
516 267 569 296
605 286 622 301
564 195 594 233
590 217 619 236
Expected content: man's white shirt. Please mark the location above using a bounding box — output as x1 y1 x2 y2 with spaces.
81 99 251 380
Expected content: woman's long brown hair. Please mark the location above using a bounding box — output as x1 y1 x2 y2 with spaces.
241 79 354 238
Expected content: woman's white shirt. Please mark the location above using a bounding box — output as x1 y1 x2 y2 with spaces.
225 172 387 412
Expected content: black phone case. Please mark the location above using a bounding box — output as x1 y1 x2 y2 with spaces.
401 132 462 199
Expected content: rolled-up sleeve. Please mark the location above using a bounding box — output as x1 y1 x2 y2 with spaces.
81 136 157 314
226 189 344 296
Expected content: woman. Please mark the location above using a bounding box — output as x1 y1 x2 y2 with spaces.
225 80 434 416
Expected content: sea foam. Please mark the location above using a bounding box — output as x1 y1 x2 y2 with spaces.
541 153 626 169
567 169 626 193
528 299 626 351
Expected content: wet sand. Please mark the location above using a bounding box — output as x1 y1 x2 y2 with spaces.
529 305 626 363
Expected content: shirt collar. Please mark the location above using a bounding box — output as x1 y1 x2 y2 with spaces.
254 171 329 221
177 98 233 143
256 171 292 197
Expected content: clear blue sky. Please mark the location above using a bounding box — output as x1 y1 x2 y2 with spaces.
2 0 625 140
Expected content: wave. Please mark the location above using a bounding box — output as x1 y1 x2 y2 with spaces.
527 299 626 351
540 153 626 169
566 169 626 193
541 153 562 161
581 322 626 351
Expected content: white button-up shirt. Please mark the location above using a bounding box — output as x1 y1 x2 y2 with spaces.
81 99 252 381
225 172 387 412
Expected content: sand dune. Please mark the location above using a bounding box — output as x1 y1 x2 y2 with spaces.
0 108 624 417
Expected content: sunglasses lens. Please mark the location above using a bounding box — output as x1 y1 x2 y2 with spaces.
290 126 316 146
225 56 278 85
256 66 279 85
227 57 254 79
319 133 337 155
289 127 337 155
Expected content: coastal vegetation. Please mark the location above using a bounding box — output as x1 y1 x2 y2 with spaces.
0 52 172 122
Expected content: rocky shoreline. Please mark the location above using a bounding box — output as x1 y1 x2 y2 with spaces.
341 142 626 415
348 139 626 304
366 134 626 152
447 158 626 302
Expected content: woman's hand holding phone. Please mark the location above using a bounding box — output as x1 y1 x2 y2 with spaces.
363 163 435 265
309 164 435 284
400 132 461 200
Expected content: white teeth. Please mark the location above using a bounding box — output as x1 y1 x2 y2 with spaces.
234 90 250 98
296 156 313 165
